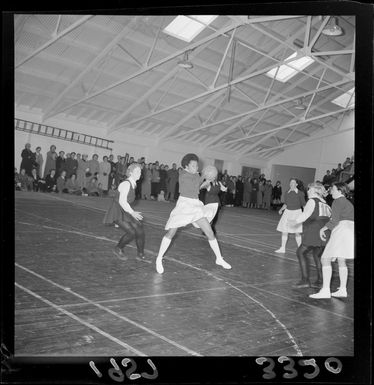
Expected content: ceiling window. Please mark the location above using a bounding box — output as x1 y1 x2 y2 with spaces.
163 16 218 42
266 52 315 83
331 88 355 108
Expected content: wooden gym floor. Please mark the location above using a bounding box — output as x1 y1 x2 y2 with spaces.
14 191 353 357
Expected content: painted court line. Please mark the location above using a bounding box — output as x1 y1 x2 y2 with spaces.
15 217 351 355
15 216 303 356
223 281 303 356
16 210 352 320
16 286 230 312
15 282 146 356
15 263 202 357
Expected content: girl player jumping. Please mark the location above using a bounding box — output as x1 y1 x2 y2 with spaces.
155 154 231 274
103 163 145 260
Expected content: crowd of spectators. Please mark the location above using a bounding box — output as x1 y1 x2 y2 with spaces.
15 142 354 208
322 156 354 187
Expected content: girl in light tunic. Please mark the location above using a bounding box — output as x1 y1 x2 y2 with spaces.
155 154 231 274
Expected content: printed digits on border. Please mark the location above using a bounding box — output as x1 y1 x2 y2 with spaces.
325 357 342 374
278 356 297 379
255 357 276 379
298 358 320 379
108 358 125 382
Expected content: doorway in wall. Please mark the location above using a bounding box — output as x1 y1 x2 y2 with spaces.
214 159 224 173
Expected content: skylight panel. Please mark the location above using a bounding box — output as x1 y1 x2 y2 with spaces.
163 15 217 42
331 88 355 108
266 52 315 83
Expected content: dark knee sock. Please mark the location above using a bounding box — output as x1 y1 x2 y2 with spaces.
296 245 310 281
115 221 136 249
312 247 323 281
134 224 145 254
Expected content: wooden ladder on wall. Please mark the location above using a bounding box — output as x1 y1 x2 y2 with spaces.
15 118 114 151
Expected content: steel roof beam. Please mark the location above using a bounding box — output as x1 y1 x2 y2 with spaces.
15 15 94 68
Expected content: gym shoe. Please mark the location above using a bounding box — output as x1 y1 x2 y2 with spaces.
275 248 286 253
216 258 232 269
156 258 164 274
309 290 331 299
331 289 347 298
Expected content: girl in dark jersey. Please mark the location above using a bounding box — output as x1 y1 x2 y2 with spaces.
155 154 231 274
290 182 332 288
103 163 144 260
275 178 306 253
309 182 354 299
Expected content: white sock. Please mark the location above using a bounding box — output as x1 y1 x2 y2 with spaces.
280 234 288 250
321 266 332 291
338 267 348 291
295 234 302 247
157 236 171 260
209 239 231 269
156 236 171 274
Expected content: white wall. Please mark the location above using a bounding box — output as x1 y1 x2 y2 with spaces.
15 108 268 176
266 111 354 181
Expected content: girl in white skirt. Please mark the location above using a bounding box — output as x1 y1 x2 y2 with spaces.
155 154 231 274
275 178 306 253
309 182 354 299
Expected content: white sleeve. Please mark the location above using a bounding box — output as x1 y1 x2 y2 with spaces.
295 199 315 223
218 181 227 192
118 181 134 214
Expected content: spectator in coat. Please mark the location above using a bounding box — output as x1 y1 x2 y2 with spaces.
263 180 273 210
242 176 252 208
43 145 57 178
56 151 66 176
272 181 282 205
34 146 44 178
65 152 78 178
20 143 36 177
167 163 179 202
235 176 244 207
141 163 152 200
98 155 111 192
250 178 259 208
87 154 100 179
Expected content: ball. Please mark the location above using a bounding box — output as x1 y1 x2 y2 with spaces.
202 165 218 181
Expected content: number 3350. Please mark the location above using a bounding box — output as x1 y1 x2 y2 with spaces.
255 356 342 379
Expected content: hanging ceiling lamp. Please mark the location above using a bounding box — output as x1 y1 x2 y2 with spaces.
322 17 344 36
178 51 193 69
294 97 307 110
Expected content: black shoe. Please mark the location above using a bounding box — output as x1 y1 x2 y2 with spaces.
113 247 127 261
293 280 311 288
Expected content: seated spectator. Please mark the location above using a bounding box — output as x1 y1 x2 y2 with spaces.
65 174 82 195
56 170 68 193
18 168 32 191
97 182 104 197
342 157 352 170
85 177 100 196
335 163 343 178
45 169 57 192
15 168 21 190
322 170 333 187
30 168 46 192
